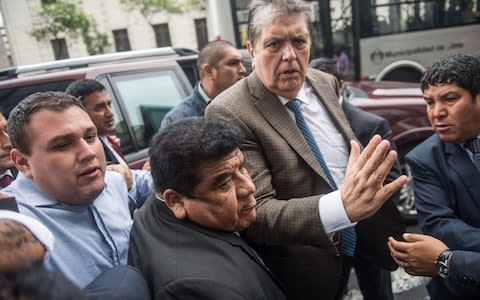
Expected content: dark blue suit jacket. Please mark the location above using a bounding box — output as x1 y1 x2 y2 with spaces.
160 82 208 128
406 134 480 299
342 100 404 271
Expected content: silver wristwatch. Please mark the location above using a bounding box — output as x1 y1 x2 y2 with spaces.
435 249 453 278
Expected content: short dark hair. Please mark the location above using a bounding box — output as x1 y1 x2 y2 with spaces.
149 117 244 196
421 53 480 100
8 91 86 155
309 57 342 81
65 79 106 101
197 40 236 79
248 0 311 47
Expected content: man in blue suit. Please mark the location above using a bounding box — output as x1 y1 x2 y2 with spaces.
389 53 480 299
160 40 246 127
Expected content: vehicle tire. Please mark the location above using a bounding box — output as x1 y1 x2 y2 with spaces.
397 144 418 224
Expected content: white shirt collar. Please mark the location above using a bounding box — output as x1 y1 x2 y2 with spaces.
197 83 211 103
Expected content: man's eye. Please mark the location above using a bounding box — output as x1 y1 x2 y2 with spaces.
53 143 70 150
445 97 458 104
267 41 279 49
293 39 306 46
219 180 231 189
86 134 97 142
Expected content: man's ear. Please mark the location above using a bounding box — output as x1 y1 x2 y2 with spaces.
246 40 254 59
162 189 187 219
11 149 32 179
202 64 214 79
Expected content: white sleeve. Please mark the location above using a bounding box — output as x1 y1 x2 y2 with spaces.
0 210 55 258
318 190 356 233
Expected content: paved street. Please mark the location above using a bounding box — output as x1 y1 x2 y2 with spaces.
344 224 430 300
344 266 430 300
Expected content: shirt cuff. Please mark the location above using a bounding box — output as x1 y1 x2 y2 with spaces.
0 210 55 259
318 190 356 234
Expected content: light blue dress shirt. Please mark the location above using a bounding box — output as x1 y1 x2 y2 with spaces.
2 170 153 288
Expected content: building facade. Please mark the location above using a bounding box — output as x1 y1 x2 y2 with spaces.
0 0 209 66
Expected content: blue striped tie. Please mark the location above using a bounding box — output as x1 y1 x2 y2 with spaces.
285 99 356 256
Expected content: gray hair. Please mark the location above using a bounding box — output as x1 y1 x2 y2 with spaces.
248 0 311 47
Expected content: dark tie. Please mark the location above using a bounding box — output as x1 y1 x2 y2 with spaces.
285 99 356 256
0 174 13 188
466 138 480 172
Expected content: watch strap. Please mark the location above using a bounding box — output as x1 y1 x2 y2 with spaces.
435 249 453 278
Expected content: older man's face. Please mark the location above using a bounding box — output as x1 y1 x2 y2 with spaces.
248 13 311 100
177 149 257 232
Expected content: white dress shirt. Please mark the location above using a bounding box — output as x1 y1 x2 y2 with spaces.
278 82 355 233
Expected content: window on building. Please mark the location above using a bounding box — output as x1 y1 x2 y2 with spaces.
51 38 69 60
194 18 208 50
153 23 172 47
112 29 131 52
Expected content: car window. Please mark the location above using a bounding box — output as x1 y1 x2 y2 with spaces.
107 69 187 151
0 80 75 116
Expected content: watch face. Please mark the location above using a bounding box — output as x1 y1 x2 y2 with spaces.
436 261 449 278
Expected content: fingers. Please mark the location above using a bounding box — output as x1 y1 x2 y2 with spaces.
365 150 397 186
345 140 362 173
403 233 426 242
362 140 392 179
388 236 411 267
346 135 382 174
374 174 408 203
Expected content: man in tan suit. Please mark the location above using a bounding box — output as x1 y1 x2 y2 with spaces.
205 0 407 299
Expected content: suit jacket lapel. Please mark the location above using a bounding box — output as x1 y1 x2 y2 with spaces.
248 72 330 184
247 71 357 186
306 69 358 149
445 142 480 199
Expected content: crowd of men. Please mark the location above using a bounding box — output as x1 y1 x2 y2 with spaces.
0 0 479 299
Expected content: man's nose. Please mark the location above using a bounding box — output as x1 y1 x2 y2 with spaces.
239 63 246 75
281 42 297 61
105 106 114 117
431 102 447 118
0 131 12 150
236 172 256 197
78 139 97 162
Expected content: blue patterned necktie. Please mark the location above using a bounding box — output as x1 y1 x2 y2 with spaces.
285 99 356 256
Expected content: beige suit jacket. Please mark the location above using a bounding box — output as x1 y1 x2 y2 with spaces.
206 69 358 300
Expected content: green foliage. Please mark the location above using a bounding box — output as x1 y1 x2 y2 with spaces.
186 0 206 9
30 0 110 55
81 21 110 55
119 0 204 25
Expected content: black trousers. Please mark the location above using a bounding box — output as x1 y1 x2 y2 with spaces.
337 255 394 300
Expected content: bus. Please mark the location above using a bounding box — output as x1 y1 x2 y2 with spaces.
352 0 480 81
227 0 480 82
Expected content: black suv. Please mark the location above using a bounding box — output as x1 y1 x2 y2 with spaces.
0 47 199 168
